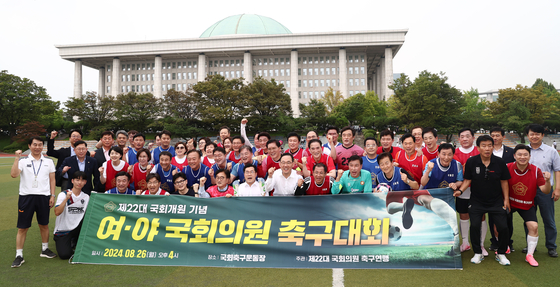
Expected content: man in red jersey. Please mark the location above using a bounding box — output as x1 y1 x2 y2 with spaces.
394 133 428 183
332 126 364 171
377 129 402 160
295 163 333 195
422 127 439 161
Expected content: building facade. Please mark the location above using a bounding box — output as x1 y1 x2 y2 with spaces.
56 14 407 116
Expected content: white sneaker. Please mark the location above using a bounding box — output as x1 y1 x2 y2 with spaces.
496 254 510 266
481 246 488 257
471 253 484 264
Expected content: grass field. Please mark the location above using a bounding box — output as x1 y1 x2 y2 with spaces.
0 157 557 286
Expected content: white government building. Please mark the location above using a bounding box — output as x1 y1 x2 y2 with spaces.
56 14 407 116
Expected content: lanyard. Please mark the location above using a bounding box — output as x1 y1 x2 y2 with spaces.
32 159 43 179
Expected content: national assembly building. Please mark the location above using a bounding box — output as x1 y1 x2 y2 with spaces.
56 14 407 116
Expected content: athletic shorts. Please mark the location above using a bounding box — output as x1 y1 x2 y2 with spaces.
511 205 538 223
17 195 50 229
455 197 469 214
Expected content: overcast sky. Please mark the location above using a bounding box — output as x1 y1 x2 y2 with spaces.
2 0 558 105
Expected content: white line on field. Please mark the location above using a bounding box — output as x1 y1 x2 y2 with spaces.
332 268 344 287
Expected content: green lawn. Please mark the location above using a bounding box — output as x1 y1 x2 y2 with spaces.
0 157 557 286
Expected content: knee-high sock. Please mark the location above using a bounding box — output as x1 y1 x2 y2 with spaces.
387 202 404 215
427 198 459 235
460 219 470 244
527 235 538 255
480 220 488 247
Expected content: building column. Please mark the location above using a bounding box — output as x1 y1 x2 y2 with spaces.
243 51 252 85
111 57 120 97
380 57 386 100
338 48 348 98
154 55 162 98
384 46 394 98
375 65 381 100
73 59 82 98
198 53 206 82
290 49 299 117
98 67 105 96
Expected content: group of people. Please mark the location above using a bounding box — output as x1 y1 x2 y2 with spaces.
10 120 559 269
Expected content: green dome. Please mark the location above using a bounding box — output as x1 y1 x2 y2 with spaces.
200 14 292 38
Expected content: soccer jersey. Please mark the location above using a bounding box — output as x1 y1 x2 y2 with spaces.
106 187 135 194
103 160 129 191
285 148 304 167
296 176 333 195
422 145 439 161
126 148 139 166
227 151 241 164
211 160 234 175
376 167 412 191
261 155 281 179
231 160 259 184
152 146 176 165
54 190 89 235
362 155 381 188
131 163 149 191
182 164 212 189
507 162 545 210
423 158 463 189
395 150 428 183
142 188 168 195
335 144 365 171
202 156 214 168
306 154 335 173
151 164 177 193
205 185 235 198
376 146 402 160
332 170 373 194
171 156 189 171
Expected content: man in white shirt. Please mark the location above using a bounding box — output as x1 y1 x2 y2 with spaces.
11 136 57 268
265 153 303 196
235 164 267 196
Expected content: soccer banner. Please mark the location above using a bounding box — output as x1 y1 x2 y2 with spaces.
73 189 462 269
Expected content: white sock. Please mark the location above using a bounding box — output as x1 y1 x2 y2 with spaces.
428 198 459 235
387 202 404 215
460 219 470 245
42 242 48 251
480 220 487 248
527 235 538 255
16 249 23 258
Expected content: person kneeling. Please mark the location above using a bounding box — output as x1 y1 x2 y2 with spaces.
53 171 90 260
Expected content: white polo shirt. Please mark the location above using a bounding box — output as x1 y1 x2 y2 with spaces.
265 169 302 196
18 154 56 196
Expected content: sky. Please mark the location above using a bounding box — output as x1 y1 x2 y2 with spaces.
2 0 559 106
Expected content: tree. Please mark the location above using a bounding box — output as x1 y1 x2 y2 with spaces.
114 92 160 131
192 75 245 130
242 77 292 132
486 85 551 142
388 71 464 131
0 70 59 138
12 121 46 143
321 87 344 114
299 100 328 130
64 91 114 126
161 89 199 121
532 79 560 132
333 91 387 126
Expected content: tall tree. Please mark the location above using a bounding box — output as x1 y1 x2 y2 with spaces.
532 79 560 132
299 100 328 130
0 70 59 138
388 71 464 131
333 91 387 126
161 89 199 121
64 91 114 126
321 87 344 114
486 85 551 142
114 92 160 131
242 77 292 132
192 74 245 130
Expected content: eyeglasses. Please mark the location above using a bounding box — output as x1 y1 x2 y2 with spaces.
174 179 186 185
176 146 186 150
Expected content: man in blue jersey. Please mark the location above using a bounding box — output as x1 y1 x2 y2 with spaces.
150 151 179 193
152 130 176 165
362 137 380 189
105 172 135 194
125 133 146 166
182 149 212 190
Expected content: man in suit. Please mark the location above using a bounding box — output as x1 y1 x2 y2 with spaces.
489 126 516 252
93 131 114 192
47 129 89 191
57 140 100 195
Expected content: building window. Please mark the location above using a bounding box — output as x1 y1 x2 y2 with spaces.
264 70 268 77
320 68 324 75
172 73 176 80
264 58 267 65
236 71 240 78
314 80 318 87
127 75 131 81
107 86 111 93
269 70 273 77
314 68 318 75
286 80 290 87
121 64 125 71
131 75 135 81
326 79 330 87
321 80 324 87
163 74 166 80
355 55 360 62
303 69 307 76
326 68 330 75
348 56 353 63
361 55 365 62
107 75 111 82
258 70 263 76
361 78 365 86
355 79 359 86
193 61 197 68
281 69 285 77
225 71 230 78
315 92 319 98
326 56 330 64
349 78 353 86
320 56 324 64
303 80 307 87
298 80 301 87
177 73 181 80
314 57 318 64
355 67 359 74
309 80 313 87
304 92 307 99
286 69 290 76
122 86 125 93
172 62 176 69
183 84 186 90
303 57 307 64
193 72 197 79
298 91 301 99
107 65 111 72
349 68 353 75
275 69 279 77
361 67 365 74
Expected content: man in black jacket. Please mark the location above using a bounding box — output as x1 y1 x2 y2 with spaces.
47 129 89 191
57 141 100 195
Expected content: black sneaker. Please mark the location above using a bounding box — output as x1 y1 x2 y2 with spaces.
402 198 414 229
548 249 558 258
40 248 57 258
509 245 515 252
489 243 499 251
11 256 24 268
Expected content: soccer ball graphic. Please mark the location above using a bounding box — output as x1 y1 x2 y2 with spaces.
389 225 402 241
376 183 392 193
